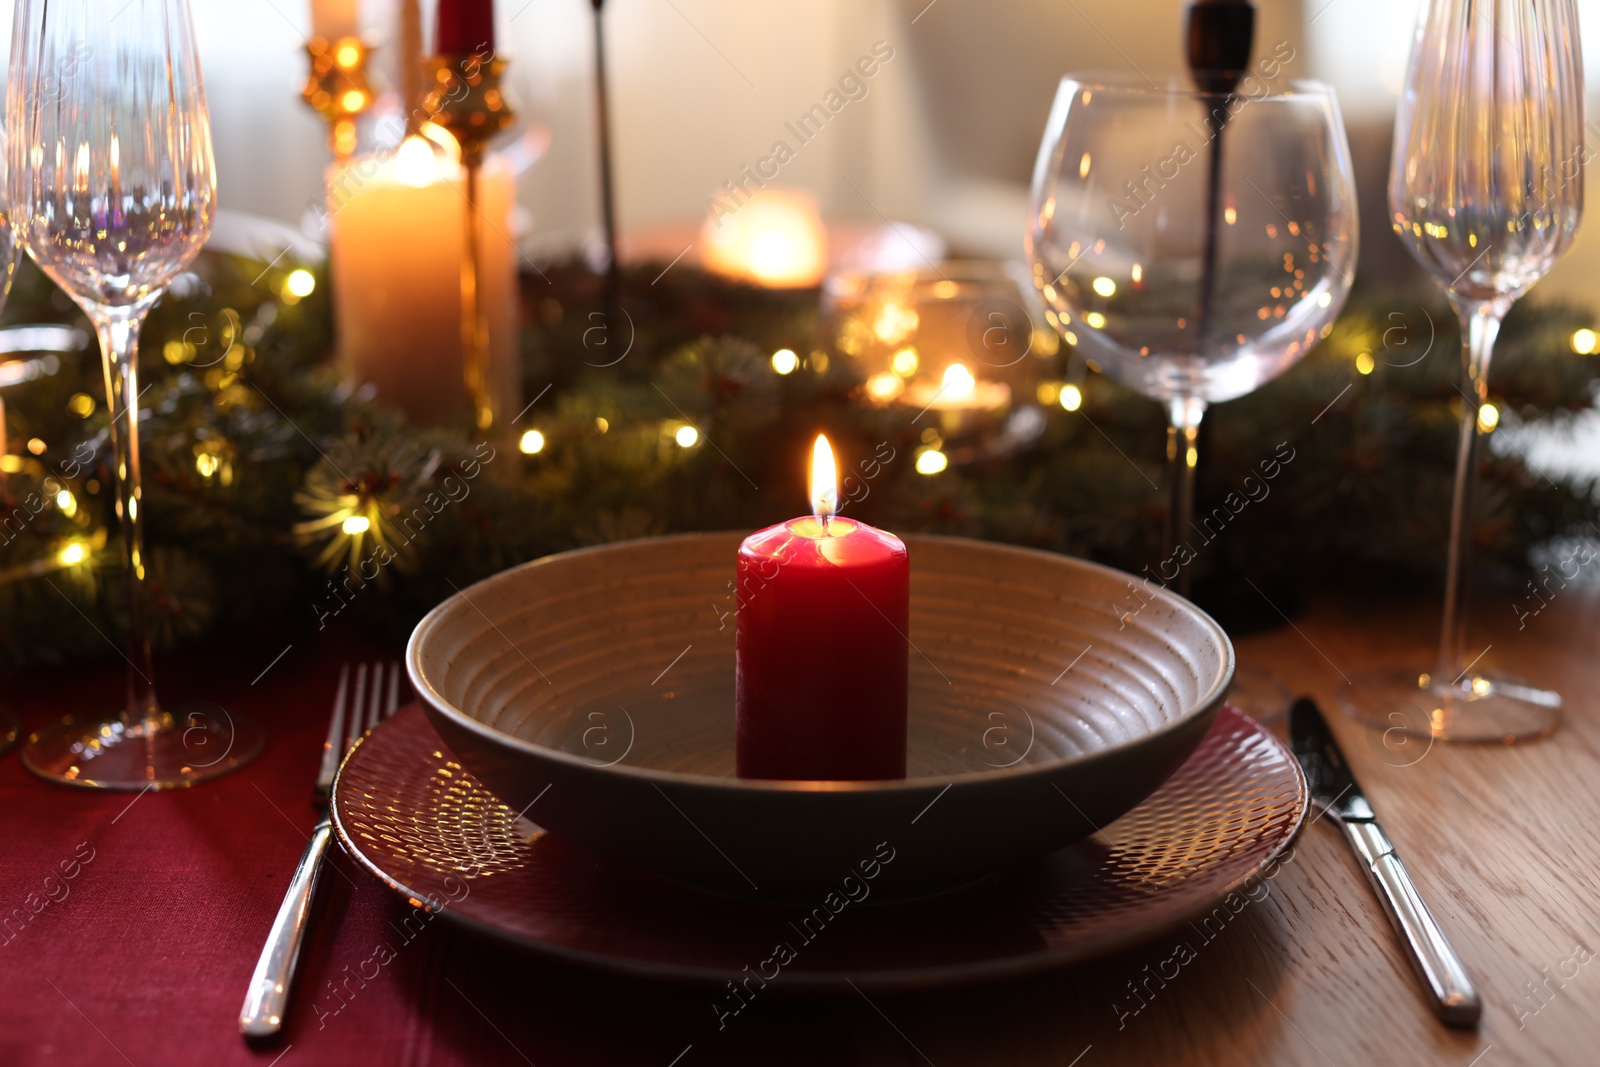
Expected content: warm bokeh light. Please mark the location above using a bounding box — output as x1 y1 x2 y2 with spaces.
1092 276 1117 298
341 515 371 535
675 425 700 448
810 434 839 521
890 347 919 376
1059 383 1083 411
55 489 76 516
941 363 976 400
519 429 546 454
770 348 799 374
865 372 905 402
1572 328 1597 355
873 303 919 345
1477 402 1500 433
1356 352 1375 375
57 542 86 567
700 188 829 289
916 449 949 475
286 269 316 298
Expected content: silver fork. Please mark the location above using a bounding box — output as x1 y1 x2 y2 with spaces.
239 662 405 1040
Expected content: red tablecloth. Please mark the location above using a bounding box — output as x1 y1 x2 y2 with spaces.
0 633 856 1066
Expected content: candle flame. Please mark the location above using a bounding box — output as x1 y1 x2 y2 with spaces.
394 135 438 188
941 362 976 399
810 434 838 526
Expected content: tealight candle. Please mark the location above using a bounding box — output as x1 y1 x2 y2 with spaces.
700 188 829 289
735 435 909 780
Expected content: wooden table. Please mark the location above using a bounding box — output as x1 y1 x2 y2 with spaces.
4 588 1597 1066
846 587 1600 1066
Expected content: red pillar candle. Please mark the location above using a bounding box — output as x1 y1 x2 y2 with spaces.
735 436 910 780
436 0 495 53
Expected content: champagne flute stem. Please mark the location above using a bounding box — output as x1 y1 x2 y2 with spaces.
592 0 621 317
1436 299 1506 686
94 306 159 726
1164 395 1207 597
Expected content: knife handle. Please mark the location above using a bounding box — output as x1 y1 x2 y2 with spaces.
1342 820 1481 1027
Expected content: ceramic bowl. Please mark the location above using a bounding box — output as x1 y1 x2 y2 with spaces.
408 533 1233 899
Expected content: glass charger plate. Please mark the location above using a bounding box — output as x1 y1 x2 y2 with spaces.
331 704 1306 990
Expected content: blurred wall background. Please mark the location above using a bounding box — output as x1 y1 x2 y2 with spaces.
2 0 1599 303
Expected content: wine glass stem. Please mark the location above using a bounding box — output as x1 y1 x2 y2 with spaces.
94 306 160 727
1436 299 1505 686
1164 396 1208 597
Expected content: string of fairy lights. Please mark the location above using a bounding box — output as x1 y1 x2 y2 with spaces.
2 242 1598 674
7 277 1593 591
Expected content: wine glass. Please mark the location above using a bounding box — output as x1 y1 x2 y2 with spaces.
9 0 263 787
1340 0 1583 742
1027 77 1358 590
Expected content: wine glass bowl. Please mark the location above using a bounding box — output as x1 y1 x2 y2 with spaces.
9 0 262 787
1029 77 1358 404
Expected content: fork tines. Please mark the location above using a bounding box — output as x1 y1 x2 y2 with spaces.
315 661 409 802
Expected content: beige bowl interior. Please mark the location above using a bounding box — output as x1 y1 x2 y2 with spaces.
413 532 1228 786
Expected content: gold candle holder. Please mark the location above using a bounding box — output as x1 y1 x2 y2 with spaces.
423 54 515 436
303 36 376 161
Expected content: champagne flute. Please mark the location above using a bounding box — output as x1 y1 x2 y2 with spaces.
1341 0 1583 742
0 118 25 760
10 0 263 787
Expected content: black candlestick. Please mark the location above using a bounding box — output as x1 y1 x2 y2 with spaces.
1185 0 1255 344
592 0 622 325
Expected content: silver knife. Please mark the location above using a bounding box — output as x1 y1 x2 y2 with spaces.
1289 696 1481 1026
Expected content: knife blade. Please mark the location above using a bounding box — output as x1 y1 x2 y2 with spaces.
1289 696 1481 1027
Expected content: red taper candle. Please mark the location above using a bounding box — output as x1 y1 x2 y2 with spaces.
735 435 910 780
436 0 495 53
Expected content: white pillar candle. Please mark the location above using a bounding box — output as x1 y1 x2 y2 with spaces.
328 137 520 428
311 0 360 40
